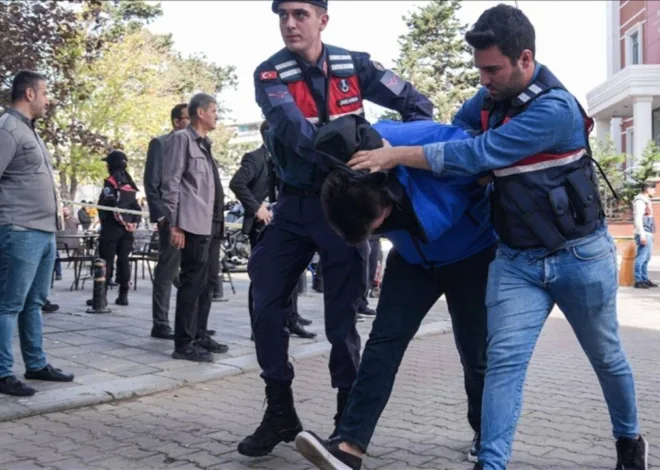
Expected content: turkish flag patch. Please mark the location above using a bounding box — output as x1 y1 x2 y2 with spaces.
260 71 278 81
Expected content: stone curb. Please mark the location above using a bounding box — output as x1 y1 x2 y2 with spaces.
0 320 452 422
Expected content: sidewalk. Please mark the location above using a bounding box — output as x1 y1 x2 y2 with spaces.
1 267 451 422
2 260 658 423
2 316 659 469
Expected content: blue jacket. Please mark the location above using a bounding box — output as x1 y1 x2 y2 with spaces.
254 44 433 190
372 120 497 267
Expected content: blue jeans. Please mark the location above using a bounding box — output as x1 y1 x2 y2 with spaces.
634 233 653 282
0 225 55 378
480 228 639 470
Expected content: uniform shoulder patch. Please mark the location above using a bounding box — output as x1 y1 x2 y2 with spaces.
372 61 386 72
260 70 278 81
264 84 294 107
380 70 405 96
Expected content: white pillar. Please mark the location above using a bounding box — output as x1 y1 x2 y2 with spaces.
611 117 623 153
633 96 653 162
596 118 611 142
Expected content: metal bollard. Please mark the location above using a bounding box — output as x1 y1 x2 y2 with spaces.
86 258 111 314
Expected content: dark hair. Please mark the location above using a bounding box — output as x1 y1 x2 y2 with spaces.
641 182 655 192
11 70 47 103
321 170 391 245
260 120 270 142
170 103 188 123
188 93 217 122
465 4 535 64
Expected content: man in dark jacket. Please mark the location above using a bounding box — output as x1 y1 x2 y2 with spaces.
229 121 315 340
144 104 189 340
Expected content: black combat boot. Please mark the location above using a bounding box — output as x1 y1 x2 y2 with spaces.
115 287 129 306
237 381 303 457
329 388 350 440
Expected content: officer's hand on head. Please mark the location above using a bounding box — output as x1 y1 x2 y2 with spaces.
171 226 185 249
348 147 398 173
256 203 272 225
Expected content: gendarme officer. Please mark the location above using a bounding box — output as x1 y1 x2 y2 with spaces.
238 0 433 457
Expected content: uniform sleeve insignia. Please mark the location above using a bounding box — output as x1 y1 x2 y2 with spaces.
265 84 294 107
260 71 278 81
380 70 404 96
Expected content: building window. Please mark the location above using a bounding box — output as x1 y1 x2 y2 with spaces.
625 24 643 66
653 108 660 146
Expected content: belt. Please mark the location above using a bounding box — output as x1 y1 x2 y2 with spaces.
281 183 321 198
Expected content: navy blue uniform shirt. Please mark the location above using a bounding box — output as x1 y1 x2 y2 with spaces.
254 45 434 189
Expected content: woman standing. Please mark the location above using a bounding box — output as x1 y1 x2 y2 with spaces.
97 150 141 306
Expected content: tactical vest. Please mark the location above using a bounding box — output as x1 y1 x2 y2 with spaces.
107 175 137 213
634 195 656 233
481 66 604 252
268 45 365 125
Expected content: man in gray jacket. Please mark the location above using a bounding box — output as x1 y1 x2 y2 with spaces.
144 103 189 339
0 70 74 396
161 93 225 362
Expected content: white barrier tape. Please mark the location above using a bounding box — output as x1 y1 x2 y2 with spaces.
61 200 243 230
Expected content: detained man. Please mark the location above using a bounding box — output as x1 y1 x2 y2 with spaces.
295 115 497 470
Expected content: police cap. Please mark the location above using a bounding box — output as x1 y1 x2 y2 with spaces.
272 0 328 13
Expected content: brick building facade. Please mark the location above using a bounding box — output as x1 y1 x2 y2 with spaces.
587 1 660 250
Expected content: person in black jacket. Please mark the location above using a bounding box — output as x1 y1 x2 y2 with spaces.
77 202 92 231
97 150 141 306
143 104 189 339
229 121 315 340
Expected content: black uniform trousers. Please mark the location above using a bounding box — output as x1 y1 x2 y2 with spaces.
338 245 495 450
248 192 367 389
174 231 210 350
98 233 133 290
247 224 303 331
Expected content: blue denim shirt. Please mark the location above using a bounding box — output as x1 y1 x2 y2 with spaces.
423 64 588 178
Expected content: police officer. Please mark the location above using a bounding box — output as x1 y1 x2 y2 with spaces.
229 120 315 340
347 5 647 470
237 0 433 458
97 150 141 306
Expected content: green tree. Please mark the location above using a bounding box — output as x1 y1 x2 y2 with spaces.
213 140 257 177
619 141 660 206
0 1 237 200
381 0 479 122
590 136 626 219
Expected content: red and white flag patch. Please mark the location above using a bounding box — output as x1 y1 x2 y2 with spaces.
260 71 278 81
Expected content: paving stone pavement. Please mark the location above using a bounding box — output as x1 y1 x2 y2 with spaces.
2 312 660 470
1 263 451 421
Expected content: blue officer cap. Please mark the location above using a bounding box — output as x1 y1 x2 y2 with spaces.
272 0 328 13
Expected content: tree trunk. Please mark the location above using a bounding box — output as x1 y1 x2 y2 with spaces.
58 170 70 202
69 174 79 204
